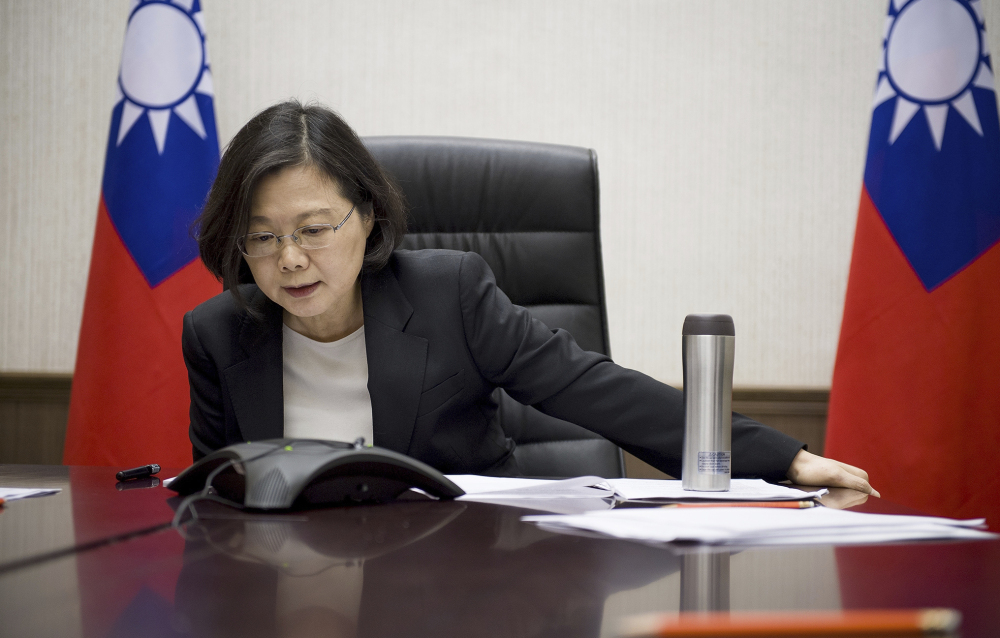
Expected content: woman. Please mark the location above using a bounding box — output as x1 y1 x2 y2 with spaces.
184 100 877 494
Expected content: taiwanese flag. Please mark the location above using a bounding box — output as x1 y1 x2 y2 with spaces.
826 0 1000 529
64 0 220 467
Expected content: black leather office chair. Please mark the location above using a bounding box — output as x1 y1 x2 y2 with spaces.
365 136 625 478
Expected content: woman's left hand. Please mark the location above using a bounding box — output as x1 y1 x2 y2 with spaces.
786 449 880 497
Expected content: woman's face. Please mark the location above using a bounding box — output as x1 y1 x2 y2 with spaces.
245 164 374 340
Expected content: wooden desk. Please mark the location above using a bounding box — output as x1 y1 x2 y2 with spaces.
0 465 178 570
1 465 997 637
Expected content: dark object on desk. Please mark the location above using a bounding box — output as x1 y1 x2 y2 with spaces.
366 135 625 479
115 463 160 481
167 438 464 509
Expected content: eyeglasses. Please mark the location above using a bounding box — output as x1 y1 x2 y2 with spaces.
237 206 355 258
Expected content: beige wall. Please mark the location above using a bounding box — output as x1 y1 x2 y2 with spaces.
3 0 999 387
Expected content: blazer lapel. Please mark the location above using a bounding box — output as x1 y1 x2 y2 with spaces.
224 289 285 443
363 265 428 455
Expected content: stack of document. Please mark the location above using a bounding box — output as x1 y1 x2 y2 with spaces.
522 506 996 547
443 476 825 515
447 476 825 502
607 478 827 502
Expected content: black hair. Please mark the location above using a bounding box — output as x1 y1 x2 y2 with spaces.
195 100 406 311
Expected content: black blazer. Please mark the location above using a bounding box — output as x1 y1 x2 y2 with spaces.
182 249 804 479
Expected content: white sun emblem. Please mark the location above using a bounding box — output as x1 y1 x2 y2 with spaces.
874 0 995 150
113 0 214 155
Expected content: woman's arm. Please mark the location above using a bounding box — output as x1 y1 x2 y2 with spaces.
456 251 805 481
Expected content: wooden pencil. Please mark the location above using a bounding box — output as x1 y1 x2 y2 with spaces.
619 609 961 637
661 500 817 509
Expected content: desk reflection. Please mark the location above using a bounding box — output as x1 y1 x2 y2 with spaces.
4 466 998 638
680 552 730 612
173 500 682 638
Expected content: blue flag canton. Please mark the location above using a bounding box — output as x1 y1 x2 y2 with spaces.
101 0 219 287
864 0 1000 291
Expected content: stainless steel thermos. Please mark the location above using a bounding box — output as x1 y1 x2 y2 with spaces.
681 314 735 491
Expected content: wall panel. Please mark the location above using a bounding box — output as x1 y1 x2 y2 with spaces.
3 1 999 389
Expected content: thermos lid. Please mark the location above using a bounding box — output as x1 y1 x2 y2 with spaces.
682 314 735 336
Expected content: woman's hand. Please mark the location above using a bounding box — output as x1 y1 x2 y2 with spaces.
786 449 880 497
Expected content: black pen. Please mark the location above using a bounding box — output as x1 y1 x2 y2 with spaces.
116 464 161 482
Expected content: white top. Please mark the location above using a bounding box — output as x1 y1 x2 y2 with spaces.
282 324 374 445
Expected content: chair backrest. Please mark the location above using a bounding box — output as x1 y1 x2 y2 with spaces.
365 136 625 478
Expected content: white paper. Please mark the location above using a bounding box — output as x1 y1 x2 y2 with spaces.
446 475 559 495
523 506 996 547
607 478 827 502
0 487 62 501
447 475 616 500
